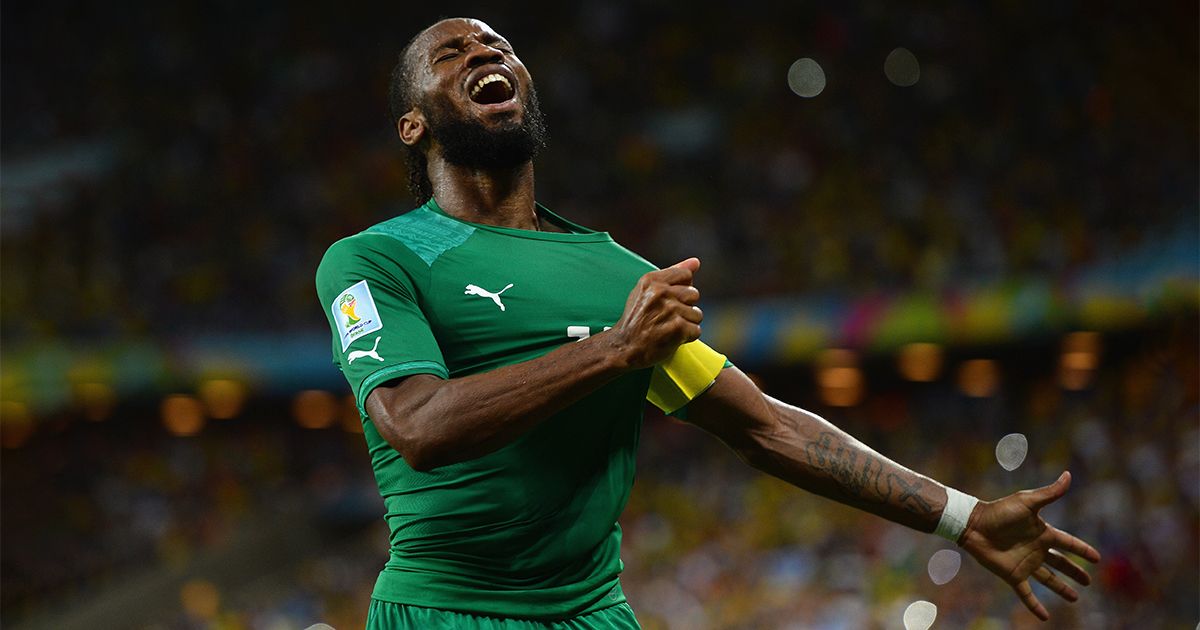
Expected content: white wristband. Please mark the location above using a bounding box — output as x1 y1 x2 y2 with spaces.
935 486 979 543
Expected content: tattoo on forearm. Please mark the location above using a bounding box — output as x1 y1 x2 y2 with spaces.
804 431 933 516
888 473 933 514
804 431 880 497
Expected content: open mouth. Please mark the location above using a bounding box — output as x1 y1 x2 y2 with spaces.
469 73 515 105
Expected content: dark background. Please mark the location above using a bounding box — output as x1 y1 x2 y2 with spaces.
2 1 1197 628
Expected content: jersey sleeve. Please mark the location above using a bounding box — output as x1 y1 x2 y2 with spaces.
316 235 447 417
646 340 729 415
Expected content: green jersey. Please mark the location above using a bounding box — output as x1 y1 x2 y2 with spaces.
315 198 722 620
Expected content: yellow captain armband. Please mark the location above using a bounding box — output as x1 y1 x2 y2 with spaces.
646 340 729 415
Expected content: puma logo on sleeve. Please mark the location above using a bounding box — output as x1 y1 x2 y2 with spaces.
347 336 385 364
464 283 514 311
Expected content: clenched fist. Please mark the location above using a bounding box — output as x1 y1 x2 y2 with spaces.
606 258 704 370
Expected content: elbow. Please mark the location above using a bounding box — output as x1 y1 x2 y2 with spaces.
386 419 443 472
403 434 464 472
369 406 442 472
402 448 437 473
732 412 790 472
366 383 451 472
715 425 775 470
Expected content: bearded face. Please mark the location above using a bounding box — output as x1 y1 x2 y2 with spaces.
420 81 548 170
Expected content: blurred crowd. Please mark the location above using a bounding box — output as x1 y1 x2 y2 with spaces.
0 408 376 624
2 1 1196 340
3 322 1195 629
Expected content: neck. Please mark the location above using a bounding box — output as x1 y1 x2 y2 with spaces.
427 158 538 230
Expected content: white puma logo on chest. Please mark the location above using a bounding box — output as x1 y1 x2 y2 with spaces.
347 336 384 364
464 283 514 311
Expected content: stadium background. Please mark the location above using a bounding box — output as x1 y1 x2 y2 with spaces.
2 1 1196 628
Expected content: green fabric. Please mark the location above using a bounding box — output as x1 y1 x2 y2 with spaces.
366 206 476 267
366 599 642 629
315 199 669 620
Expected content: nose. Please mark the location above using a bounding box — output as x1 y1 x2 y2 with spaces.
464 41 504 68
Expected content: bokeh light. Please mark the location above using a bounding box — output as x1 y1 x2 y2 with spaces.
995 433 1029 471
293 390 337 429
885 47 921 86
198 378 247 419
903 600 937 630
957 359 1000 397
897 342 944 382
927 548 962 585
179 578 220 620
787 58 826 97
1060 331 1102 390
816 348 864 407
162 395 206 437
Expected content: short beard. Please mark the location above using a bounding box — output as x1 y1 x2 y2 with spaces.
423 86 548 170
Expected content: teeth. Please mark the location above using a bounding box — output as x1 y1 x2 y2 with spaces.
470 73 512 98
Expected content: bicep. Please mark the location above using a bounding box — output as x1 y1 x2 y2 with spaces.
366 372 443 411
364 373 445 445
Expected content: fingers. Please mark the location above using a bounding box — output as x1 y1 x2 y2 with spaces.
616 262 707 368
1045 549 1091 586
679 305 703 324
1033 566 1079 603
1013 579 1050 621
665 284 701 305
1028 471 1071 510
669 257 701 273
656 259 701 286
644 278 703 325
1050 526 1102 564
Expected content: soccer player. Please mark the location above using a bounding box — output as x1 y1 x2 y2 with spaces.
316 17 1100 629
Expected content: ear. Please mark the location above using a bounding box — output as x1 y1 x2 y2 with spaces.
398 109 426 146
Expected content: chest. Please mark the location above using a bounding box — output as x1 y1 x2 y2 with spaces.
419 237 652 374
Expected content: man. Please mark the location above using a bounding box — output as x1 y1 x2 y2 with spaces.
316 17 1099 628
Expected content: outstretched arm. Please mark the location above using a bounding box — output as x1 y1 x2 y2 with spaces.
686 366 1101 621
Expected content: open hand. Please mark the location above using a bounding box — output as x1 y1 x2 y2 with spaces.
959 471 1101 621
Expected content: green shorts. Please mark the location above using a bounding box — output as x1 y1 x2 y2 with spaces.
365 599 641 630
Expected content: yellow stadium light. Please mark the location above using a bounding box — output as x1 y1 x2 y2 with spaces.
1060 331 1101 391
162 395 206 436
957 359 1000 398
198 379 247 420
897 342 944 382
293 390 337 429
816 348 864 407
